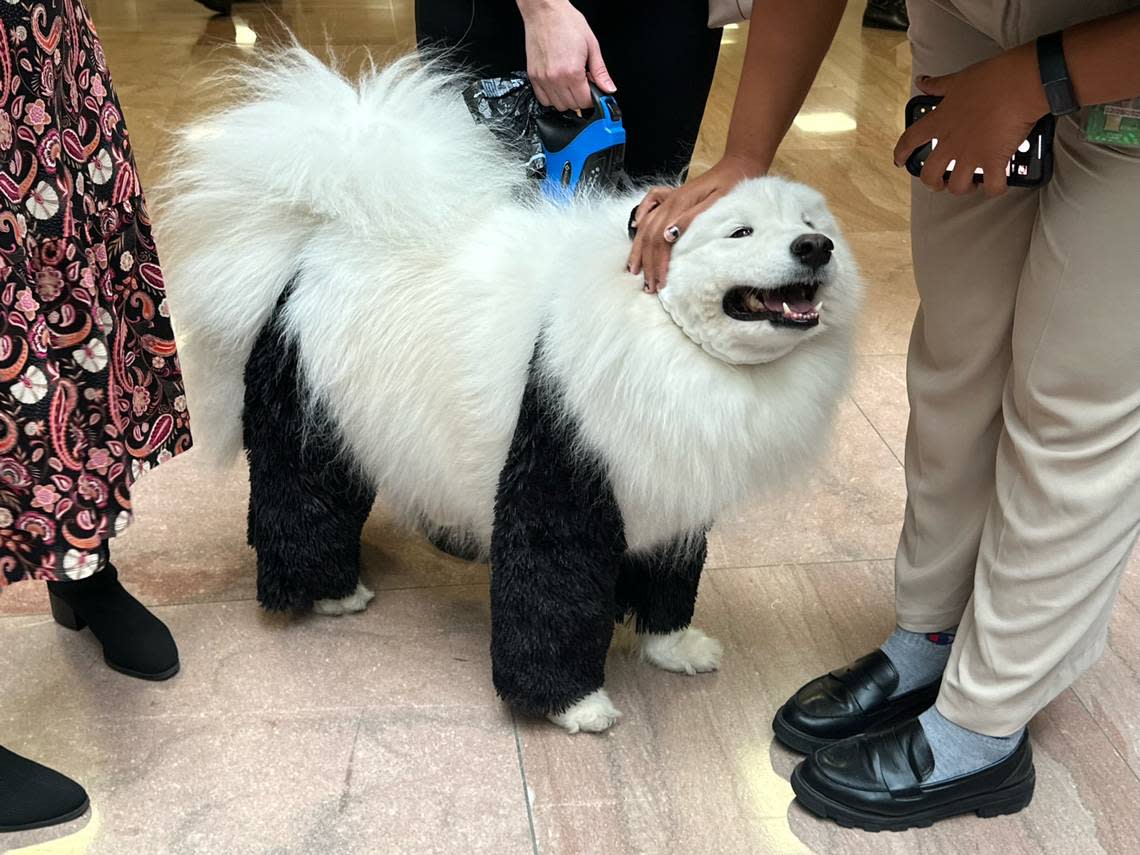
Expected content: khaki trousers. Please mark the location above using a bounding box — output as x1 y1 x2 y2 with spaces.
898 0 1140 736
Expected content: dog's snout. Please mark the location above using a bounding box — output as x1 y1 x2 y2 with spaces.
790 233 834 271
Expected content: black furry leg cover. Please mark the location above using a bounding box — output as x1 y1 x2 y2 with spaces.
615 532 708 635
490 360 626 717
243 293 377 611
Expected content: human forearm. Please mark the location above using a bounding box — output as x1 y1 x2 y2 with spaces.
724 0 848 173
982 9 1140 125
516 0 562 15
1063 9 1140 106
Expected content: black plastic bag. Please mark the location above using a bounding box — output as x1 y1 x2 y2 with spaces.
462 73 547 180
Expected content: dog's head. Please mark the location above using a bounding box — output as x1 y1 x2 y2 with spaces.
658 176 859 365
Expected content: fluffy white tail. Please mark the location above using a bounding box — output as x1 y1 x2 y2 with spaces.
157 47 525 463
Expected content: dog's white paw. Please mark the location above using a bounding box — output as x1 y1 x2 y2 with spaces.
547 689 621 734
312 582 375 616
639 627 723 675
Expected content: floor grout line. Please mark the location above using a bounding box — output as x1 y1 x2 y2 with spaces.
704 555 895 573
847 392 905 468
1067 687 1140 786
510 710 541 855
0 578 492 620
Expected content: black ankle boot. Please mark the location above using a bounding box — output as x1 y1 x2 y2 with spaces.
0 746 89 832
863 0 909 31
47 563 180 681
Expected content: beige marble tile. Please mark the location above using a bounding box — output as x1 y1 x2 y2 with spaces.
1 706 530 855
0 585 498 723
849 230 919 357
848 353 909 462
706 398 906 570
0 450 489 617
519 564 1140 855
5 554 1138 855
1070 559 1140 779
695 13 912 173
775 148 912 236
87 0 222 35
516 563 890 854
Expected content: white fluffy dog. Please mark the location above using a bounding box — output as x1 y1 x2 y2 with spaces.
159 49 861 733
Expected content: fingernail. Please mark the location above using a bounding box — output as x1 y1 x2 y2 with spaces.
663 225 680 243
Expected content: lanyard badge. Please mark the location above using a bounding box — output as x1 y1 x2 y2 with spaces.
1084 98 1140 148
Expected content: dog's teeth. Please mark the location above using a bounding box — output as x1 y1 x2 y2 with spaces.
814 300 824 313
782 301 793 316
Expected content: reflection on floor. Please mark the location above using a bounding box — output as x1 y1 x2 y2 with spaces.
2 1 1138 853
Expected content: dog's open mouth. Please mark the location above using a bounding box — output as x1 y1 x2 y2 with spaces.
723 284 822 328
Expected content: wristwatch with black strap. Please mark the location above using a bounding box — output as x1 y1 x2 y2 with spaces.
1037 30 1080 116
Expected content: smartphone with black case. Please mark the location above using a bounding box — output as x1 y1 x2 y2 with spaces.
904 95 1056 187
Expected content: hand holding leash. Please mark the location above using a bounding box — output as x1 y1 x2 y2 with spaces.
518 0 616 111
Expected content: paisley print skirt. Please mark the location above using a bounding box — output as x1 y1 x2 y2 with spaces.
0 0 191 585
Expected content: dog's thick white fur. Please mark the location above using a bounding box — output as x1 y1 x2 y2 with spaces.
161 49 859 550
311 582 375 616
640 628 724 675
549 689 622 734
158 49 860 732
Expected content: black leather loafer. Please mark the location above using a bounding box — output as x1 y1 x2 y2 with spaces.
862 0 909 31
773 650 940 753
791 718 1035 831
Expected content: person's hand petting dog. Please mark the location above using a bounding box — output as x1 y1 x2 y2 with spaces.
627 154 763 294
627 0 847 293
517 0 615 111
630 45 1052 293
893 46 1049 198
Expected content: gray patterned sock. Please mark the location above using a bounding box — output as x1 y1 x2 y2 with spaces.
880 625 955 697
918 706 1023 783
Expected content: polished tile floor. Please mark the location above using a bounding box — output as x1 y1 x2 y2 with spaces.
3 2 1139 853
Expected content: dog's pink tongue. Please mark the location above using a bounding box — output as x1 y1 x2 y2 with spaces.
761 291 815 314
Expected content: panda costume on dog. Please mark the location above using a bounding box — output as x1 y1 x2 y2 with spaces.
159 49 861 733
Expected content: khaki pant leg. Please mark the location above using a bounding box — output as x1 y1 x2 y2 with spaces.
895 0 1041 631
937 113 1140 736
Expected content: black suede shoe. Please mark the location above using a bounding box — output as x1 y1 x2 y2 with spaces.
47 563 180 681
0 746 89 832
791 717 1034 831
773 650 940 753
863 0 909 31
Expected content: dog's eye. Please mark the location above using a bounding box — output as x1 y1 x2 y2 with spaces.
728 227 753 239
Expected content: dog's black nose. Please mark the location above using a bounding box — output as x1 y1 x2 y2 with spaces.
790 233 834 271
